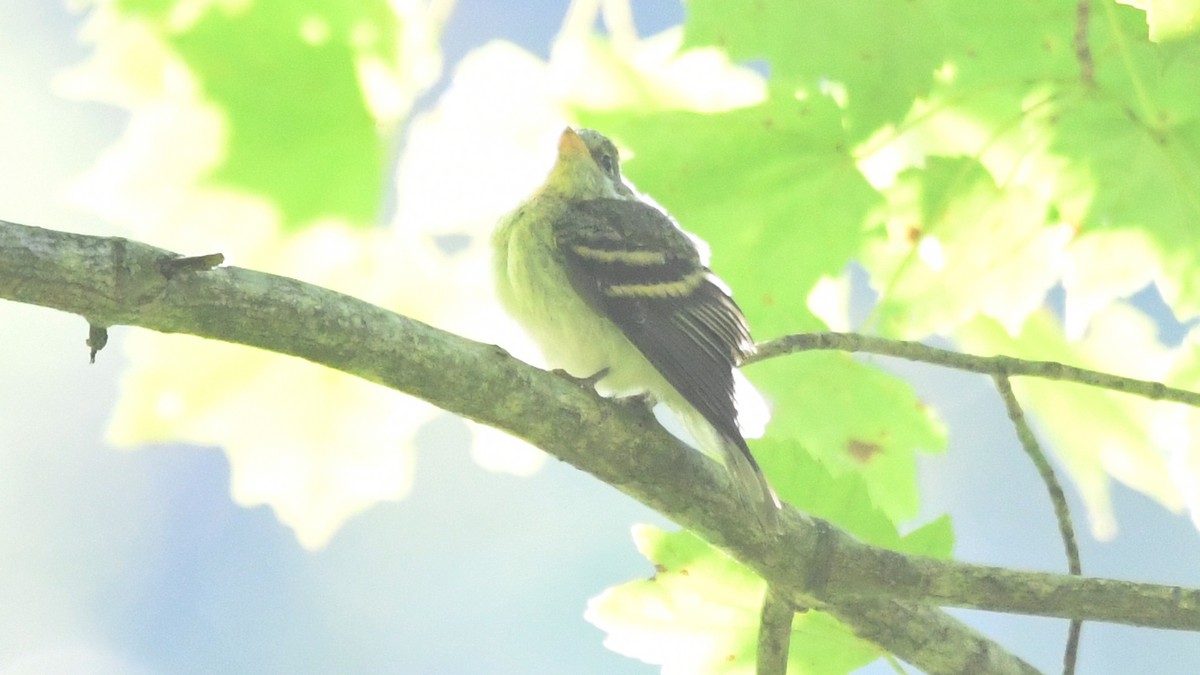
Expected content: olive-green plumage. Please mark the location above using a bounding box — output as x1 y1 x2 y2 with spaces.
493 127 779 528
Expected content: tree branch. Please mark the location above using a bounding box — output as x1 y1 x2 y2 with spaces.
5 219 1199 673
753 332 1200 408
756 588 794 674
995 374 1082 675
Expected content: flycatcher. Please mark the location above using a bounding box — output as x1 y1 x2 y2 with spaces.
493 127 780 527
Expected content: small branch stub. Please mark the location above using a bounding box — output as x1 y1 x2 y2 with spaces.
159 252 225 278
82 252 224 362
87 324 108 364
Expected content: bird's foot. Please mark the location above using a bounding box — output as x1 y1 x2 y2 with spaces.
553 367 609 389
615 391 657 410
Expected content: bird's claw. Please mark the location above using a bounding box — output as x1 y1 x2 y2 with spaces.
553 367 610 389
615 391 657 409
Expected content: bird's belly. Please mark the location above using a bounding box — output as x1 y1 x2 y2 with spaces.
500 243 672 399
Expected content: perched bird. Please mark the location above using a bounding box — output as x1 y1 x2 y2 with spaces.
493 127 780 527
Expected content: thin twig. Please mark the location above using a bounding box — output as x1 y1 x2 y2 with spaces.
995 374 1082 675
756 588 793 674
1075 0 1094 86
752 332 1200 409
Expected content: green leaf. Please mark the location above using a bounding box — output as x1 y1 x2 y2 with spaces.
935 0 1080 85
751 354 946 527
900 514 956 558
755 436 952 556
1117 0 1200 42
1053 97 1200 321
1051 4 1200 320
586 525 882 674
862 156 1070 338
844 0 1200 331
683 0 946 141
124 0 404 228
581 91 880 338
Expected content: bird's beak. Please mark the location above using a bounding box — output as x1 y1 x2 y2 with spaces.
558 127 588 158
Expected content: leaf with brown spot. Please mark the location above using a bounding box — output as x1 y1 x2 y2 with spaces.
847 438 883 463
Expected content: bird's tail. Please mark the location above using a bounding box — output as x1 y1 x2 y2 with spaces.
681 409 781 531
723 435 781 531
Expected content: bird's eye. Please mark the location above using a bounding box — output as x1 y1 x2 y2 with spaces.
599 154 617 177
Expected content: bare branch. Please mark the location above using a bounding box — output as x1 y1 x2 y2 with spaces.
753 332 1200 408
812 543 1200 632
994 374 1082 675
756 589 794 674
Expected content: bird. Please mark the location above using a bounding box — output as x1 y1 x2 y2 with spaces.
493 127 780 528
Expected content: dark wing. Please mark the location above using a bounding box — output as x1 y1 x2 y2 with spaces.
555 198 753 446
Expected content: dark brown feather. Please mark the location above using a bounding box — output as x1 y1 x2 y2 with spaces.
555 198 754 448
